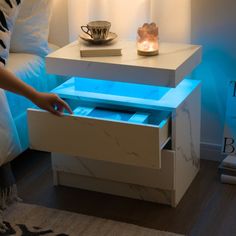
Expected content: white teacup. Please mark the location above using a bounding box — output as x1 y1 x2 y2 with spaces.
81 21 111 41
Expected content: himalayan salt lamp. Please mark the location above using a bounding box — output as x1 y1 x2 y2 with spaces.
137 22 159 56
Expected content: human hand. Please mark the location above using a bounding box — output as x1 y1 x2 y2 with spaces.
31 92 73 116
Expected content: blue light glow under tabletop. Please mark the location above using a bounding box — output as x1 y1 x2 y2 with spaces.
52 77 201 111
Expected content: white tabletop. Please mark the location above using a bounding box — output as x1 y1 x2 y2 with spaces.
46 41 201 87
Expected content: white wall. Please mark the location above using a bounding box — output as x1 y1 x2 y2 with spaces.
49 0 191 44
191 0 236 146
49 0 69 46
150 0 191 43
68 0 150 41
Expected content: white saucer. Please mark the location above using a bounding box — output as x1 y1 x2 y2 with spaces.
79 32 118 45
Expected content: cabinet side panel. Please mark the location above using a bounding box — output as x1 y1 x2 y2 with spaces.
173 84 201 205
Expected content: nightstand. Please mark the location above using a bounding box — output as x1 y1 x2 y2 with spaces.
28 41 202 207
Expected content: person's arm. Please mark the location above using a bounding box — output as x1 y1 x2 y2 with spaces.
0 67 72 115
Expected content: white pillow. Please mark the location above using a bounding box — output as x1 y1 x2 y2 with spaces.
10 0 53 57
0 0 22 66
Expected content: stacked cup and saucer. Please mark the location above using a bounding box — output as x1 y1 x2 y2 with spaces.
80 21 117 44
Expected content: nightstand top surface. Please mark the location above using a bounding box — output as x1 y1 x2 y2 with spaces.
47 41 202 87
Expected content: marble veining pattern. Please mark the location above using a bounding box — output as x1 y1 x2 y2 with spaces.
82 118 148 162
52 150 175 191
176 103 199 169
101 126 142 160
128 185 172 204
78 159 96 178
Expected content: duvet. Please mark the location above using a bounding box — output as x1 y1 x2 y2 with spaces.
0 89 21 166
0 89 20 228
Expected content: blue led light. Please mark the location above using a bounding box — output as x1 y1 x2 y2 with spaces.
52 77 201 111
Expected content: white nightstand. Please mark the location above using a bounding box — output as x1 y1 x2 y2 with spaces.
28 41 202 207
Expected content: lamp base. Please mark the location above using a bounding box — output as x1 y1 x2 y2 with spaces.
137 49 159 56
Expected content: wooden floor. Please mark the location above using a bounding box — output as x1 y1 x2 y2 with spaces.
11 150 236 236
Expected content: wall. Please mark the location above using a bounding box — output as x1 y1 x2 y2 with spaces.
67 0 150 41
49 0 69 46
49 0 191 44
191 0 236 147
150 0 191 43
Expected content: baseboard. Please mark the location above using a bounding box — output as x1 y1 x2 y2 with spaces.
200 142 226 162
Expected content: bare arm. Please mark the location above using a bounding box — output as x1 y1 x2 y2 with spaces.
0 67 72 115
0 66 40 100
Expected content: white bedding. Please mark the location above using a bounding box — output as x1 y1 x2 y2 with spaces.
0 90 21 166
0 45 65 164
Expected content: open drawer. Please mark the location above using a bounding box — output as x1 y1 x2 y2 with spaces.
28 105 170 169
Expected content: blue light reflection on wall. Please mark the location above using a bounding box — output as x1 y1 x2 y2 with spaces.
191 0 236 145
191 46 236 145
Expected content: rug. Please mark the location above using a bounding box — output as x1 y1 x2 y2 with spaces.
1 202 184 236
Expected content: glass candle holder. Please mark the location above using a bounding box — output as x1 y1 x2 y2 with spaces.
137 23 159 56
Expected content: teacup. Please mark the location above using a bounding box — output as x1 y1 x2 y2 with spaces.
81 21 111 41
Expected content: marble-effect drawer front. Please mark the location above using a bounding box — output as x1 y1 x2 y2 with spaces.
28 107 170 169
52 149 175 190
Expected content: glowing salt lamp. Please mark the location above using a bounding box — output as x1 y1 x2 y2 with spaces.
137 22 159 56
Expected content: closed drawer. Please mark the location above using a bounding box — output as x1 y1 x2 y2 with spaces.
52 149 175 190
28 106 170 169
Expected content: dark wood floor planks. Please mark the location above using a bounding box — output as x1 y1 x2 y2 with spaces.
11 150 236 236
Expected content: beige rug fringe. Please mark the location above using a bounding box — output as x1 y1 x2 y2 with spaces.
3 202 184 236
0 184 19 233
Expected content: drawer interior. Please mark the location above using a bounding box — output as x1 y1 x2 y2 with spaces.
73 105 171 127
74 106 134 122
64 99 170 128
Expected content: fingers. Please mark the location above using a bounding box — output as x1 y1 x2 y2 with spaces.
48 106 62 116
39 93 73 116
54 97 73 114
60 100 73 114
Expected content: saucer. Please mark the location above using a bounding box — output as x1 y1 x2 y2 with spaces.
79 32 118 45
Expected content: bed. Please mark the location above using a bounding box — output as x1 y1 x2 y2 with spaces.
5 44 66 153
0 0 69 165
